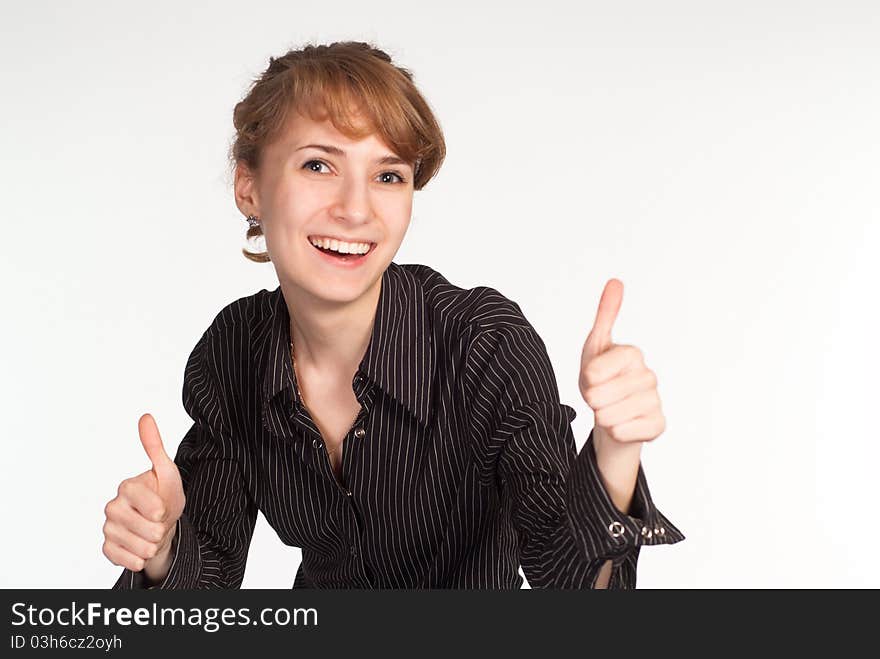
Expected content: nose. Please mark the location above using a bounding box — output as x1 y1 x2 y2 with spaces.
330 174 372 226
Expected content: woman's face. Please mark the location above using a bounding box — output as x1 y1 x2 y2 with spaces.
237 109 415 306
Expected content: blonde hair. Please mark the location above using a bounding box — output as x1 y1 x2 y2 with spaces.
228 41 447 262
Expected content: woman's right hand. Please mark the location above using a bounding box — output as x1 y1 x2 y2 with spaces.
102 413 186 584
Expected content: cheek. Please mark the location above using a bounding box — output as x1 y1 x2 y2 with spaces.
278 181 321 214
385 196 413 235
265 190 320 234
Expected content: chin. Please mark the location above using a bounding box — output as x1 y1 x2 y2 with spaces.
305 261 387 304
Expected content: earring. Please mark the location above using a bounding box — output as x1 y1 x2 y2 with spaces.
246 214 260 228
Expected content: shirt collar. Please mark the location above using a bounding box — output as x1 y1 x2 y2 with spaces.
260 262 435 429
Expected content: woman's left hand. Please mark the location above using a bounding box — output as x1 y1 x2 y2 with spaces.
579 279 666 449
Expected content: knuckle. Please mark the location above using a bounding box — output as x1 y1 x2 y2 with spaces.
132 558 145 571
583 387 596 408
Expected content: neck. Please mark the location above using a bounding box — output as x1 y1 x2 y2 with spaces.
281 275 382 380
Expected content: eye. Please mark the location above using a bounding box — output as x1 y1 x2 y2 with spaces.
301 159 407 185
302 159 331 174
379 171 407 185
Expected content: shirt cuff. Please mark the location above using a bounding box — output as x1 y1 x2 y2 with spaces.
565 428 685 565
112 514 202 590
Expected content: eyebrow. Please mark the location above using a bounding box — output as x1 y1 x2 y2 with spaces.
295 143 411 168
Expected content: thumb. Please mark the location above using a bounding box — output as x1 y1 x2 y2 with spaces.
584 278 624 360
138 413 185 524
138 413 173 478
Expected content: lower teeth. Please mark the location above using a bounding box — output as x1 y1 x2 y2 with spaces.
318 246 363 259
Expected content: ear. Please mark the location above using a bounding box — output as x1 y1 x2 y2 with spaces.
234 161 262 218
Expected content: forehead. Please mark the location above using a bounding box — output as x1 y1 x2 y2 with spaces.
274 109 391 154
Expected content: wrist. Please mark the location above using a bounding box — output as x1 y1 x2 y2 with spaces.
593 426 643 460
142 530 175 585
592 426 642 514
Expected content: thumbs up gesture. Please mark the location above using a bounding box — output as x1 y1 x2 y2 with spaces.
580 279 666 449
102 414 186 582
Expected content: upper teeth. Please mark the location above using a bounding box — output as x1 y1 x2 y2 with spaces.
309 237 372 254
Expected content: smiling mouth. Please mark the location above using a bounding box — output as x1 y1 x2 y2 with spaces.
308 238 377 262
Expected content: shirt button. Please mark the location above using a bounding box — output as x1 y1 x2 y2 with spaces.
641 526 653 539
312 438 323 449
354 427 366 439
608 521 625 538
345 489 352 497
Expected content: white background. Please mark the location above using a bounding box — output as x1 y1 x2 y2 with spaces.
1 0 877 588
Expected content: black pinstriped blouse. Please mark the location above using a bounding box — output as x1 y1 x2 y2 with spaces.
112 261 683 590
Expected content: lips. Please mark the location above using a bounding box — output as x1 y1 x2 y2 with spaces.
308 237 378 266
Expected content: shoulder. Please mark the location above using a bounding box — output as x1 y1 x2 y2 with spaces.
200 287 277 337
397 263 556 402
396 262 534 340
184 287 280 374
180 288 278 420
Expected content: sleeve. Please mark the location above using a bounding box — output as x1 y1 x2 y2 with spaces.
112 328 259 590
463 325 685 589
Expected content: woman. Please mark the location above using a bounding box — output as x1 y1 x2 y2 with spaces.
102 41 683 590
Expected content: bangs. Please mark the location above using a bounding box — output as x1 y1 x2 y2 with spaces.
276 60 427 173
